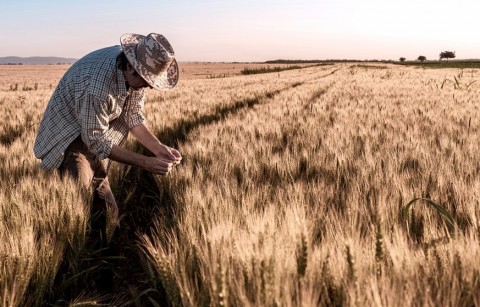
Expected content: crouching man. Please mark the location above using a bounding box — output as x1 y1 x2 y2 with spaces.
33 33 182 241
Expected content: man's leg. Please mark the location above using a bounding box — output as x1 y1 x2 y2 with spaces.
59 140 94 193
59 137 119 244
92 160 119 243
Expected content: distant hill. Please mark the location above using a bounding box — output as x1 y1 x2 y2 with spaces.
0 56 77 65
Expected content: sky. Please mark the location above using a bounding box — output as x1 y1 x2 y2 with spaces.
0 0 479 62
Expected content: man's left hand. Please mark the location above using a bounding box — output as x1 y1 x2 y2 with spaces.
156 144 182 165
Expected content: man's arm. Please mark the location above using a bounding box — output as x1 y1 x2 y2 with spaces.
108 144 173 175
130 123 182 164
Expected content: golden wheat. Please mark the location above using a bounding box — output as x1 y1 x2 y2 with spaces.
2 62 480 306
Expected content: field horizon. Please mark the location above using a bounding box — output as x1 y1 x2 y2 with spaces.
2 56 480 66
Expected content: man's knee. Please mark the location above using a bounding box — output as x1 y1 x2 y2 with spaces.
59 151 95 192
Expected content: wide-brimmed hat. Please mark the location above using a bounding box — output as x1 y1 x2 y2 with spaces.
120 33 179 90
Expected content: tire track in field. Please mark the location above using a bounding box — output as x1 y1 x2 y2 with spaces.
157 84 289 147
317 67 341 79
157 67 340 148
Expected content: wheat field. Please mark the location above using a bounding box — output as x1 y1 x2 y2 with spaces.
1 62 480 306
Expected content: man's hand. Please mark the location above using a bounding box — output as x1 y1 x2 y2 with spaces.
130 124 182 165
144 156 175 175
155 144 182 165
109 145 176 176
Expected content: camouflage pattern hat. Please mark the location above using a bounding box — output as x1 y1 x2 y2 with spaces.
120 33 179 90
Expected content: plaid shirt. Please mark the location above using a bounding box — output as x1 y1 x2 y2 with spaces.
34 46 145 170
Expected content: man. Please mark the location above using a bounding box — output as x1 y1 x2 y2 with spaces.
34 33 182 239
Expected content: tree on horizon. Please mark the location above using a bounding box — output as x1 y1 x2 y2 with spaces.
439 51 456 61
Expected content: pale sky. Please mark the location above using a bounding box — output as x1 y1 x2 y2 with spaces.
0 0 479 62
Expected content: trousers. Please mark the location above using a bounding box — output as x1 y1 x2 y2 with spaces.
59 136 119 243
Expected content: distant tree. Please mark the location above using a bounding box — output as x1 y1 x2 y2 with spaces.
417 55 427 62
439 51 456 61
399 57 406 62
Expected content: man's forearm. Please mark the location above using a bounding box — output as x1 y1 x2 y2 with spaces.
108 144 173 175
108 144 148 169
130 123 163 154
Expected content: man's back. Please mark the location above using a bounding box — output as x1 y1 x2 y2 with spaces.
34 46 129 169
